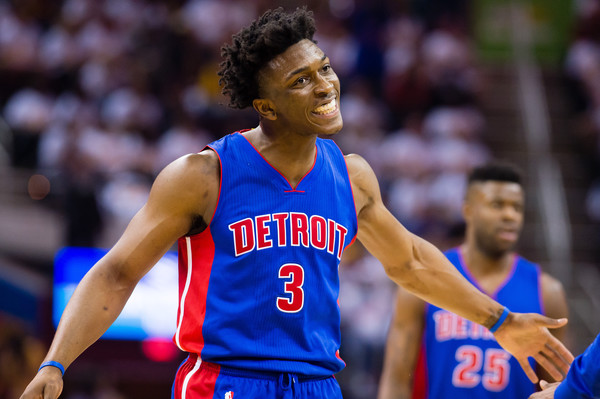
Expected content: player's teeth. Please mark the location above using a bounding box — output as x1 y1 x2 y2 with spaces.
314 100 335 114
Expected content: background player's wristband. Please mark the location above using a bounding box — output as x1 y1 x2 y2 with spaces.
39 360 65 376
489 306 510 333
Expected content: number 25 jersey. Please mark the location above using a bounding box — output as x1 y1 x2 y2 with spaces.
412 247 543 399
174 132 358 377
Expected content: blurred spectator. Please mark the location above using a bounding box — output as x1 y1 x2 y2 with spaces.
3 88 53 168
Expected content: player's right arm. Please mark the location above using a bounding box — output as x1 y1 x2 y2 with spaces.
20 150 220 399
378 289 426 399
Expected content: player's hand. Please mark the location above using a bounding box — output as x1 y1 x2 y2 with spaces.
20 366 63 399
493 312 573 383
528 380 560 398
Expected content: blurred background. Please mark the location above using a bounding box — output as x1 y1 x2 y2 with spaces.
1 0 600 397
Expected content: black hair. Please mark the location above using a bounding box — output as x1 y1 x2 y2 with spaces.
218 7 317 109
467 162 523 185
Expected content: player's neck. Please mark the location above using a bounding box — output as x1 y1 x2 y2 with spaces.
243 125 317 188
460 243 514 276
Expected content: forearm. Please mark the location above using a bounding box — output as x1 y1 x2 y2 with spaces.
44 261 137 369
385 235 503 329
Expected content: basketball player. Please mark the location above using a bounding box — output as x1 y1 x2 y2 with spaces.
21 8 572 399
377 163 569 399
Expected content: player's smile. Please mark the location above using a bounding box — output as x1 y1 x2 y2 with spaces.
257 39 343 136
312 97 339 117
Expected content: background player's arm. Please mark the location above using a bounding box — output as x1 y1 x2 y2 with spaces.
377 289 426 399
345 153 572 382
537 272 570 383
20 151 220 399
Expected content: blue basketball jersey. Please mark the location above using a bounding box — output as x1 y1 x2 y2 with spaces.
174 132 358 377
412 247 543 399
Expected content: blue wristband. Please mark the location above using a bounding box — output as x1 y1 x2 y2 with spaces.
489 306 510 333
39 360 65 376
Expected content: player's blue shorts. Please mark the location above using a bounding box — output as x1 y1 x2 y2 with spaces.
172 354 343 399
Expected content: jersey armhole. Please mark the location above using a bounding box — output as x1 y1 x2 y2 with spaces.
201 145 222 228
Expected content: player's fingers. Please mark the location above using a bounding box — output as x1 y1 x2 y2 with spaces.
538 316 568 329
533 352 564 381
539 380 549 390
545 335 574 365
516 356 539 383
540 342 571 373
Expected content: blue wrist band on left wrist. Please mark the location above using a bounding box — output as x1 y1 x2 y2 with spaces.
39 360 65 376
489 306 510 333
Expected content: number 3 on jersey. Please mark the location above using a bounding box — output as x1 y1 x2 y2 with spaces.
277 263 305 313
452 345 511 391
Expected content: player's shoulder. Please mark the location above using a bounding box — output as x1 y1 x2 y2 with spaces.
344 152 368 166
164 148 219 177
344 153 375 184
343 153 381 210
147 149 220 220
539 271 565 294
519 254 567 299
153 149 220 194
512 254 566 300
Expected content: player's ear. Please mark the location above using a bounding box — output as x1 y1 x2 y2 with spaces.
253 98 277 120
462 201 471 223
462 186 475 222
462 202 471 221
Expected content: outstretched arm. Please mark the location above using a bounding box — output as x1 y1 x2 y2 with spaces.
346 154 573 383
20 151 220 399
377 288 426 399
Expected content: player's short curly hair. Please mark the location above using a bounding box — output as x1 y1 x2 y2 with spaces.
468 162 523 185
218 7 316 109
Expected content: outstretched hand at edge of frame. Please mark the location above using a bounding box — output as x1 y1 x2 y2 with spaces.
493 312 573 383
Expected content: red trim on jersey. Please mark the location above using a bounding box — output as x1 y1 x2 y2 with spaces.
239 132 317 192
411 342 428 399
204 145 223 226
173 355 220 399
339 145 359 247
335 349 346 367
175 230 216 354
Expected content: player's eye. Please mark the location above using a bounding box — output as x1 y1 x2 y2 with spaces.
295 77 308 86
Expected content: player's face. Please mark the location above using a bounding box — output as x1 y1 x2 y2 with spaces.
465 181 524 258
256 39 342 136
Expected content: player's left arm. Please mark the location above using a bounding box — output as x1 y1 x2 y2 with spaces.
346 153 501 324
537 272 570 382
345 153 573 383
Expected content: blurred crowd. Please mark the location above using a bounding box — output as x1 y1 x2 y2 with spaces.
564 0 600 226
0 0 486 248
0 0 492 398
